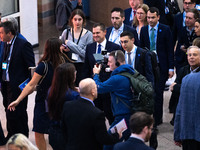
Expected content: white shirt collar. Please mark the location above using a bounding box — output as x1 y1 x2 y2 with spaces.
130 133 144 142
148 22 159 32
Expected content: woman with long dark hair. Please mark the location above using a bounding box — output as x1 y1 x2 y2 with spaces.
8 38 67 150
60 9 93 85
48 63 79 150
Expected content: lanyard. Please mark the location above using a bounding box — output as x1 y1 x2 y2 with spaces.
72 28 83 45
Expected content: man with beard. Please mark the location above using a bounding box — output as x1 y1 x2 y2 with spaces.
114 112 154 150
106 7 139 46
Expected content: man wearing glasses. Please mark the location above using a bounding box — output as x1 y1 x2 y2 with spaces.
120 31 154 85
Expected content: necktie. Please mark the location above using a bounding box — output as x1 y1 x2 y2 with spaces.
3 43 11 61
97 44 101 54
2 43 11 81
127 52 132 65
150 28 156 51
133 10 136 16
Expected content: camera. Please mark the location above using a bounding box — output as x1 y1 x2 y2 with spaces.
93 49 109 70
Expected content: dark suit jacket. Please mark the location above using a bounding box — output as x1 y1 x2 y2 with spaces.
1 36 35 102
140 23 174 74
106 24 140 46
176 27 197 64
134 47 154 84
114 137 155 150
62 98 119 150
172 13 184 47
124 8 132 26
84 41 121 81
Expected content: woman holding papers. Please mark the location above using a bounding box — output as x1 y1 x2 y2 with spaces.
60 9 93 85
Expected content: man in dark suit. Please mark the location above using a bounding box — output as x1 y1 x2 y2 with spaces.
120 31 154 84
84 23 121 124
0 21 35 140
62 78 122 150
172 0 196 74
175 8 198 74
114 112 154 150
124 0 142 26
140 7 174 126
105 7 139 46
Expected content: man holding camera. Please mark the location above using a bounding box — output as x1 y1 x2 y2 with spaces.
93 50 135 150
84 23 121 124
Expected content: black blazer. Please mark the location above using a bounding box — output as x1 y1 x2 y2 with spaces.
176 27 197 64
140 23 174 74
62 98 119 150
172 13 184 47
114 137 155 150
1 36 35 100
84 41 121 81
124 8 132 26
106 24 140 46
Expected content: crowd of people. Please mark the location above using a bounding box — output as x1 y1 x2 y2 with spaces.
0 0 200 150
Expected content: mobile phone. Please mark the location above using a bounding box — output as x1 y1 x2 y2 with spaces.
62 44 68 48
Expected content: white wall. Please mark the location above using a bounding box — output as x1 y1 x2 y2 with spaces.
2 0 38 45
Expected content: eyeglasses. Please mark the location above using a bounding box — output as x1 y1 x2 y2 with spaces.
184 2 194 5
119 40 129 44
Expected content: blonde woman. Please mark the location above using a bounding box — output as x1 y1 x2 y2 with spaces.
7 133 38 150
132 4 149 39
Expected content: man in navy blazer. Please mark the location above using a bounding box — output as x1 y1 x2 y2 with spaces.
114 112 154 150
106 7 139 47
172 0 196 74
84 23 121 124
0 21 35 140
124 0 142 26
62 78 121 150
120 31 154 84
140 7 174 126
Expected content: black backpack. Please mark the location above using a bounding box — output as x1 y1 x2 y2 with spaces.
141 48 160 87
118 70 154 115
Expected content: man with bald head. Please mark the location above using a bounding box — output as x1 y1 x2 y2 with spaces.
62 78 122 150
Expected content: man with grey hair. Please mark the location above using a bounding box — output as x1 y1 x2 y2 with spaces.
62 78 122 150
169 46 200 125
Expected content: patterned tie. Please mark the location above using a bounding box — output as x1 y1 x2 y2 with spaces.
127 52 132 65
133 10 136 16
97 44 101 54
150 28 156 51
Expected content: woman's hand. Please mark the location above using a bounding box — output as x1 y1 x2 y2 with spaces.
60 44 70 53
8 100 20 111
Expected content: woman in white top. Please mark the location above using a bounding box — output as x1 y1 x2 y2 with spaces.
60 9 93 85
132 4 149 39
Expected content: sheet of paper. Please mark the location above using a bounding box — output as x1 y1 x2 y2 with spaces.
72 53 78 61
110 118 127 134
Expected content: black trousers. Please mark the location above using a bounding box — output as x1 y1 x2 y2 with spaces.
182 140 200 150
154 70 168 126
1 81 29 140
74 62 84 86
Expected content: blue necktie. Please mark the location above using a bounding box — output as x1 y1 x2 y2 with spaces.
97 44 101 54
